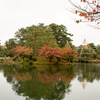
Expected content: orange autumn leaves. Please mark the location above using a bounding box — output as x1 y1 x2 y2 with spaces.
61 48 77 59
81 0 86 2
75 12 95 23
80 0 96 3
75 0 100 24
8 46 33 56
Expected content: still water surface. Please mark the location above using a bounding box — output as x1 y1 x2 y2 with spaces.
0 63 100 100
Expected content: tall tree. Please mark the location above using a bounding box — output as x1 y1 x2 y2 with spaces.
49 23 73 48
14 23 58 57
15 28 28 46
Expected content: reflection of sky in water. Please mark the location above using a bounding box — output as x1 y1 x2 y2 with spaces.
0 72 25 100
65 76 100 100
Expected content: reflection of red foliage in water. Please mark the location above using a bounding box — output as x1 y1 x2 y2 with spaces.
7 72 32 81
37 72 76 83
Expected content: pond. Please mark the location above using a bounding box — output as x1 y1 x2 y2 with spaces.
0 63 100 100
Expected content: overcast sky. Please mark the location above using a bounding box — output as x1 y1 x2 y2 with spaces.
0 0 100 46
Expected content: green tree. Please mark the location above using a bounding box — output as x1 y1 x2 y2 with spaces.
49 23 73 48
96 45 100 55
5 38 17 51
77 45 82 56
88 43 96 52
79 48 97 62
96 45 100 59
15 23 58 57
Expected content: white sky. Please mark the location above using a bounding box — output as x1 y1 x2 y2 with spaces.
0 0 100 46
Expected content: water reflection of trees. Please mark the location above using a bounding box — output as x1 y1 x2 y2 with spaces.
0 64 76 100
1 63 100 99
74 64 100 83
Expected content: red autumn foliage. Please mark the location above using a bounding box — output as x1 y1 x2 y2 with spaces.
92 0 96 3
38 46 62 61
38 46 78 62
79 13 85 17
8 46 33 56
75 10 77 14
61 48 78 60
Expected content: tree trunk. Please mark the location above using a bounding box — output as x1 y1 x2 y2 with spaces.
34 31 37 57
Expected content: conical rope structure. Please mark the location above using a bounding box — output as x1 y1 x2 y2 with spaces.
79 38 96 57
65 41 71 49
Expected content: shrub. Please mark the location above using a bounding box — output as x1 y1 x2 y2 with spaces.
0 59 4 62
29 61 33 65
38 46 62 62
13 57 17 61
24 58 29 62
61 48 78 62
32 57 37 61
29 55 33 60
97 55 100 60
57 57 61 61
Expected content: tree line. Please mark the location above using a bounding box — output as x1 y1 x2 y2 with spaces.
3 23 73 57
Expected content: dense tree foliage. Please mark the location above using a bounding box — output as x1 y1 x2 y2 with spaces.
96 44 100 55
79 48 97 62
5 38 17 51
88 43 96 52
38 46 62 61
8 46 33 57
4 23 74 57
49 23 73 48
38 46 77 62
14 23 58 57
61 48 78 62
96 45 100 59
